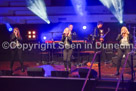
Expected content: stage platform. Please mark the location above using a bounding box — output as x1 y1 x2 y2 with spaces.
0 61 136 91
0 61 136 79
0 76 136 91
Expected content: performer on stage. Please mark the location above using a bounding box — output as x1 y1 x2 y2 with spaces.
10 27 24 72
93 21 106 62
62 24 73 72
93 21 104 42
115 26 133 76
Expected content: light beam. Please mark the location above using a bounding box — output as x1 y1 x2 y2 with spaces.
100 0 124 24
27 0 50 24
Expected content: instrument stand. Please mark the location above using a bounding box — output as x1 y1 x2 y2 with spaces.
49 32 62 65
49 32 55 65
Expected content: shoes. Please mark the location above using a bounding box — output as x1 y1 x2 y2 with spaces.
64 68 71 73
64 68 68 71
114 71 120 76
68 68 71 73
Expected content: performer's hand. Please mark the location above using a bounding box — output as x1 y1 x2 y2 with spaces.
121 30 126 35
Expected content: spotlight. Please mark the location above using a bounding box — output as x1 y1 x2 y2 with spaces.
43 36 46 40
83 26 87 30
27 30 36 40
27 0 50 24
32 31 36 34
100 0 124 23
120 20 123 24
33 35 36 38
9 28 13 32
5 23 13 32
28 35 31 38
71 0 87 16
28 31 31 34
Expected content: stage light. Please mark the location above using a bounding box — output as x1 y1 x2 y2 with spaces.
83 26 87 30
100 0 124 23
27 0 50 24
28 30 36 40
33 35 36 38
28 31 31 34
120 20 123 24
5 23 13 32
71 0 87 16
28 35 31 38
9 28 13 32
43 36 46 40
32 31 36 34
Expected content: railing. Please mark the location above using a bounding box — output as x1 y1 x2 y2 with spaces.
115 51 134 91
81 51 101 91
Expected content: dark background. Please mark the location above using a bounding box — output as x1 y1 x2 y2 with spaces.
50 0 136 14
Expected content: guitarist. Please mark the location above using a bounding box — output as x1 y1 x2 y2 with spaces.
93 21 107 63
93 21 104 42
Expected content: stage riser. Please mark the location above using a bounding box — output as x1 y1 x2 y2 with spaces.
0 77 136 91
0 78 96 91
95 80 130 91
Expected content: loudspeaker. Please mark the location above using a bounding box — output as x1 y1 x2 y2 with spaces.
0 70 12 76
51 71 69 77
78 68 97 78
27 67 45 76
0 71 2 76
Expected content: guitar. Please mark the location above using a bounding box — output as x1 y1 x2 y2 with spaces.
99 28 110 42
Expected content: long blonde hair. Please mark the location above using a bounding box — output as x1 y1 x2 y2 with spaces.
121 26 129 37
63 28 71 36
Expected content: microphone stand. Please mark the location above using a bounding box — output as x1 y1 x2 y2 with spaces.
49 32 62 64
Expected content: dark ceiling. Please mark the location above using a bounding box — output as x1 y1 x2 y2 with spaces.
49 0 136 14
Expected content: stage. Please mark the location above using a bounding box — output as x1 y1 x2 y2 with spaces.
0 61 136 91
0 0 136 91
0 75 136 91
0 61 136 79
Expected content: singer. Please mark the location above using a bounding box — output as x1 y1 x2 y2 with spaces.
61 24 73 72
115 26 133 76
10 27 24 72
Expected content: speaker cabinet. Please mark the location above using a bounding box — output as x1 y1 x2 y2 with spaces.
27 67 45 76
51 71 69 77
78 68 97 78
0 70 12 76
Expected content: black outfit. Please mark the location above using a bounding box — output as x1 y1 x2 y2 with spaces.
10 33 24 71
93 27 106 62
116 34 133 74
93 27 101 41
61 34 73 71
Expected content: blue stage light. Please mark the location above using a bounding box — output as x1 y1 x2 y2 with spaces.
71 0 87 16
9 28 13 32
27 0 50 24
43 36 46 40
120 20 123 24
5 23 13 32
100 0 124 24
83 26 87 30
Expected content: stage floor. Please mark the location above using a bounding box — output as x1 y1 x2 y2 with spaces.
0 61 136 80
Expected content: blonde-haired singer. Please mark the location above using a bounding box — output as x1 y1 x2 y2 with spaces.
61 24 73 72
115 26 133 76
